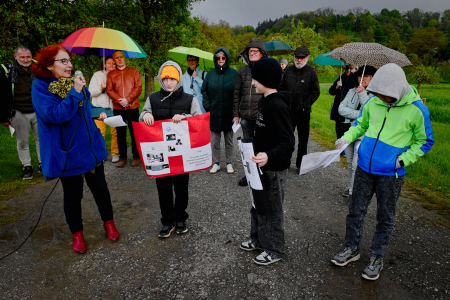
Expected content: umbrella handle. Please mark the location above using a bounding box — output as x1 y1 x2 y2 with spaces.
359 61 367 87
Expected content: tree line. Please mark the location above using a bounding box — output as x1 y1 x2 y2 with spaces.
1 2 449 98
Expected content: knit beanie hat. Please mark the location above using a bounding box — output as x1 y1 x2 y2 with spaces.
279 58 288 65
251 58 283 89
160 65 180 82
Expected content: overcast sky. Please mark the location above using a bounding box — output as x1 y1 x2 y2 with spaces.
191 0 449 28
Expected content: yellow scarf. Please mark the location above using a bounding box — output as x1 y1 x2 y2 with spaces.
48 77 75 99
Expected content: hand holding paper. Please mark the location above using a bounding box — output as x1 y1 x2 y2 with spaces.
299 144 348 175
232 121 241 133
104 115 127 127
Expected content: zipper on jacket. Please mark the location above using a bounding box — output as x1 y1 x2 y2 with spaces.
122 71 126 110
82 110 98 164
368 107 390 174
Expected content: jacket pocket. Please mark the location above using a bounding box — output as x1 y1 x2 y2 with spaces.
59 143 83 174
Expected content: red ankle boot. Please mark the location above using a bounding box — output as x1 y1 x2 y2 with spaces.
104 220 120 242
72 231 86 254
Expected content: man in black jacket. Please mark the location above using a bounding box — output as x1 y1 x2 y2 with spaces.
233 38 268 186
280 46 320 170
239 58 294 266
0 46 40 180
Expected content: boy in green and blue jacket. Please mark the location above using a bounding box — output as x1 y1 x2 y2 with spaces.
330 63 434 281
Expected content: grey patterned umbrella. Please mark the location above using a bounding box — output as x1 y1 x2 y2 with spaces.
326 43 412 69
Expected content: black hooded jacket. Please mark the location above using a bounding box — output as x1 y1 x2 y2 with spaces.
233 39 268 120
201 47 238 132
253 91 295 171
329 72 358 121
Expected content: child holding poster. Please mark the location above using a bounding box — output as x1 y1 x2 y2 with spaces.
139 61 202 238
239 58 295 265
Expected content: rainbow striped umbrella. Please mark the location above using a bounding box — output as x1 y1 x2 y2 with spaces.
62 27 147 58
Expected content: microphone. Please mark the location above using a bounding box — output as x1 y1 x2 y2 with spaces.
74 70 88 100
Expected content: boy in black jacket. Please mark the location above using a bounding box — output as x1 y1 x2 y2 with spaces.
240 58 295 265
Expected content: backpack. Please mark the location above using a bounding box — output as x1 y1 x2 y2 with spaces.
0 64 15 123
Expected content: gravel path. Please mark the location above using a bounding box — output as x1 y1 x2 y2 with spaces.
0 130 449 299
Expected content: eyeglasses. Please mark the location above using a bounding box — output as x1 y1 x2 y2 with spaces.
187 59 197 62
294 56 307 60
249 50 260 54
217 57 226 61
54 58 73 65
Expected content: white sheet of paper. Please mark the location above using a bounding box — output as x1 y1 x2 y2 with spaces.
140 142 171 176
182 143 212 172
9 125 15 137
162 121 191 156
299 144 348 175
238 139 263 190
104 115 127 127
232 122 241 133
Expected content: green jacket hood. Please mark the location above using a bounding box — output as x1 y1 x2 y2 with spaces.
214 47 231 74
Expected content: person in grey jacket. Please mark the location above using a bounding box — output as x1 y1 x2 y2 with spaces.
233 38 268 186
338 66 376 197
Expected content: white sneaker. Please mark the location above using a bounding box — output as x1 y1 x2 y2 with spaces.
210 164 220 174
112 155 120 163
226 164 234 174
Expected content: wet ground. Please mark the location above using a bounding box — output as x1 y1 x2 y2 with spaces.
0 132 449 299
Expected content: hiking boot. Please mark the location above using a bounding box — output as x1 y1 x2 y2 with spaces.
175 221 188 234
238 176 248 186
131 158 141 167
362 256 383 281
331 247 360 266
210 164 220 174
158 224 175 238
116 159 126 168
342 189 350 197
226 164 234 174
240 240 261 251
112 154 120 163
252 251 282 265
22 166 34 180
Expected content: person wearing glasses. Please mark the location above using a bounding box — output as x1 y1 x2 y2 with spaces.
31 44 120 254
0 46 41 180
233 38 268 186
201 47 238 175
182 55 207 113
329 64 358 142
88 57 119 163
279 46 320 172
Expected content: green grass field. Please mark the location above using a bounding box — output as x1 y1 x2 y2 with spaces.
312 83 450 214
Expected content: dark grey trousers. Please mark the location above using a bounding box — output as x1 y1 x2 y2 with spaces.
345 166 405 258
250 169 288 258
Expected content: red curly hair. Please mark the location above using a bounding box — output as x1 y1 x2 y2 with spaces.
31 44 73 79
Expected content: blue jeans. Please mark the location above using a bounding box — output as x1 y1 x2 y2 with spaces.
250 169 288 258
345 166 405 258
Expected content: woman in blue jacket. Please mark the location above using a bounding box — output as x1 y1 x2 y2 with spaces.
31 44 119 254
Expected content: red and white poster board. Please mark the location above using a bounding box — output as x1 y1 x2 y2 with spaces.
133 113 212 178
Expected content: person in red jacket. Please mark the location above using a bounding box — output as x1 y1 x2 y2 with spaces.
106 50 142 168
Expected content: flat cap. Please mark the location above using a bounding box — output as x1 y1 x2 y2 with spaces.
294 46 310 57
